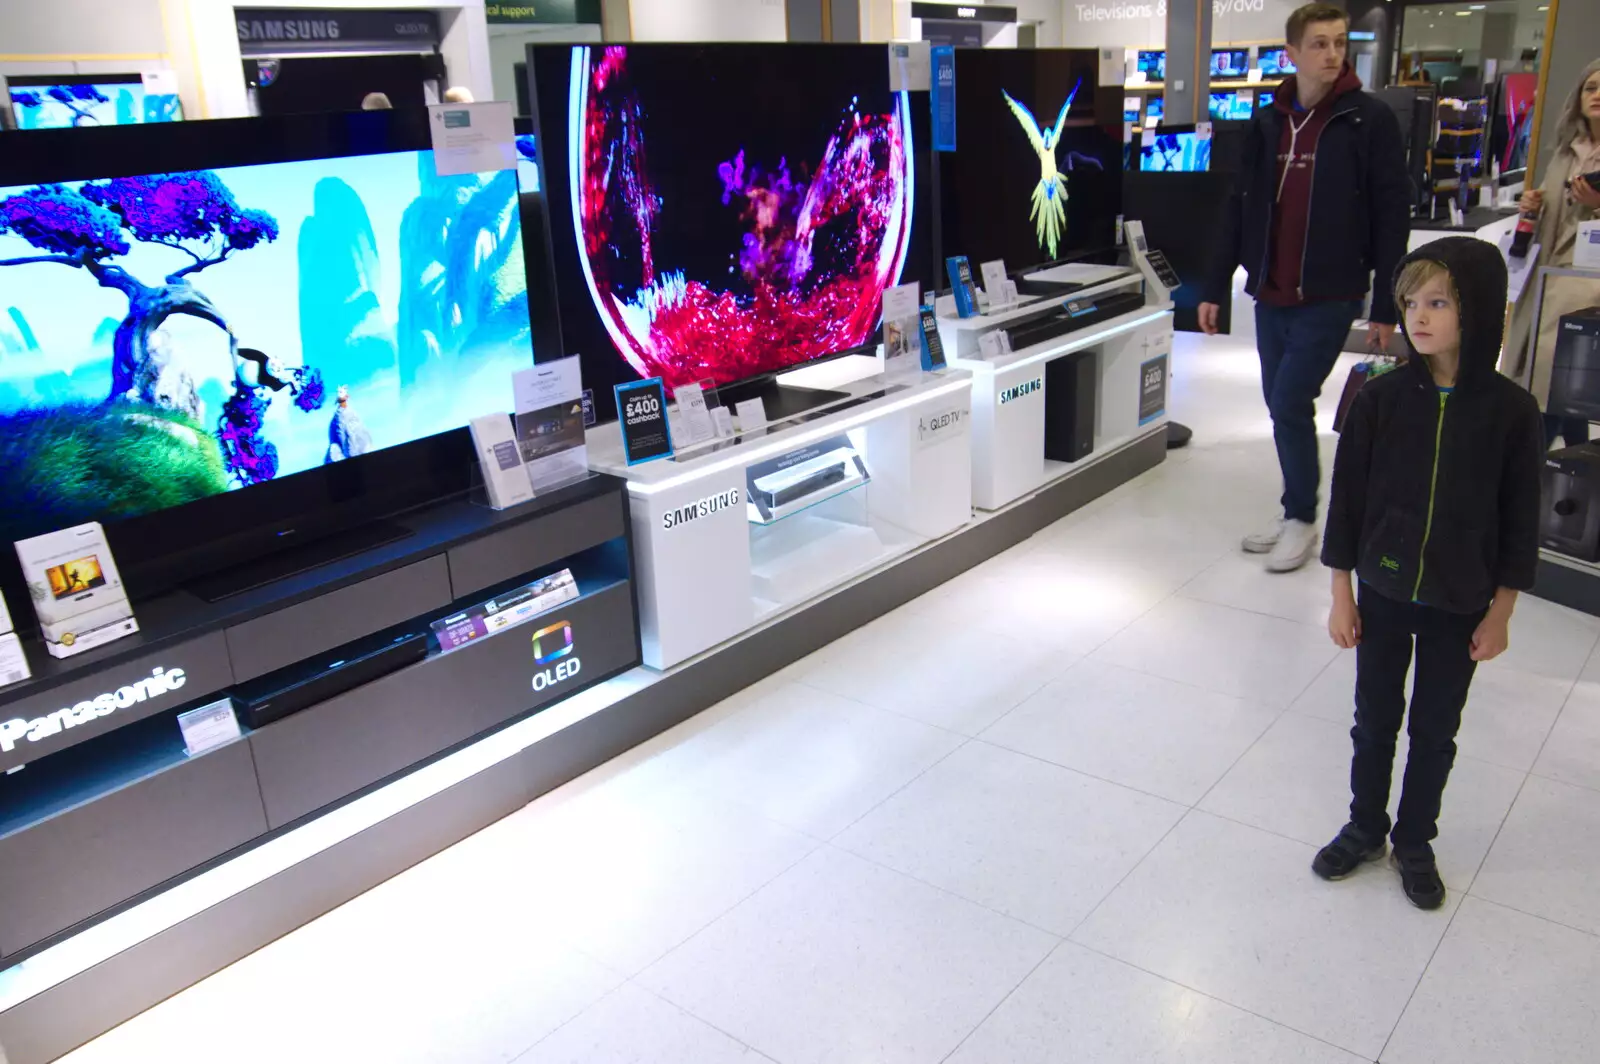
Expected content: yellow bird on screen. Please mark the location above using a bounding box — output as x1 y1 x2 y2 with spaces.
1002 80 1100 261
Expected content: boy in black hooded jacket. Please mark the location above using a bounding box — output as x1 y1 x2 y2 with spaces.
1313 236 1544 909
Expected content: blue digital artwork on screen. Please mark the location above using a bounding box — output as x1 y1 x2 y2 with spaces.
0 150 533 536
9 83 183 129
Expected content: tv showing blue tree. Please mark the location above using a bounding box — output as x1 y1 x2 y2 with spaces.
10 84 116 128
0 151 534 541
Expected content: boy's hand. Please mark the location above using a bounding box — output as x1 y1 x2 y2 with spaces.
1470 614 1511 661
1328 577 1361 649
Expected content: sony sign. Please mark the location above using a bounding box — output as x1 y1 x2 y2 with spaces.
0 667 187 753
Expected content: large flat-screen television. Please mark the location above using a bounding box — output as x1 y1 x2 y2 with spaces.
527 43 931 424
6 73 183 130
1137 51 1166 81
1209 91 1253 120
0 110 537 606
938 48 1120 285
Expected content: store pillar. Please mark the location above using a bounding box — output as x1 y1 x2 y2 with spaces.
1163 0 1213 125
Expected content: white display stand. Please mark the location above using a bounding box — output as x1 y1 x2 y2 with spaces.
936 271 1175 511
589 367 975 669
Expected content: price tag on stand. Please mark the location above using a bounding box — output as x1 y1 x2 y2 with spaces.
615 378 674 464
673 381 717 445
178 698 243 757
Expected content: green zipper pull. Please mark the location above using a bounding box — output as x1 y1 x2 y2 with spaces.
1413 391 1447 601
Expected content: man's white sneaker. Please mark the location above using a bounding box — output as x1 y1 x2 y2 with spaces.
1265 519 1318 572
1242 518 1285 554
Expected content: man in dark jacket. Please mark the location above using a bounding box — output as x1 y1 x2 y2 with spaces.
1314 236 1543 910
1200 3 1411 572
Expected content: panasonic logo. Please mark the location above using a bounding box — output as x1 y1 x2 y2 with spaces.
0 667 188 754
663 488 741 530
999 378 1043 404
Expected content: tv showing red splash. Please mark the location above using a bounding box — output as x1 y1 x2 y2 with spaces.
527 44 926 422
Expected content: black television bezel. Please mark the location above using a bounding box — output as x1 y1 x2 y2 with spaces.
0 109 516 605
524 42 934 426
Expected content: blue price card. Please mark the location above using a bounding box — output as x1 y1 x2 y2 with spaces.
932 45 956 152
946 256 980 318
615 378 674 465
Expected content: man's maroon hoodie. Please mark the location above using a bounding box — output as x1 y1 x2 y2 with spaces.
1258 63 1366 306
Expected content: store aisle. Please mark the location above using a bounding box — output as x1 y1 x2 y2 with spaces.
62 333 1600 1064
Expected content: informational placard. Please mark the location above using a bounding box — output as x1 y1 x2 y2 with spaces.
178 698 243 758
980 260 1010 308
581 389 596 427
947 256 981 318
431 569 578 653
469 413 536 509
428 101 517 177
674 381 717 445
513 356 589 489
0 633 29 688
932 45 957 152
15 522 138 659
889 40 932 92
712 406 736 438
1576 220 1600 270
734 398 769 435
918 307 948 371
882 282 923 380
0 587 12 636
1099 47 1126 87
1139 352 1169 425
616 378 674 464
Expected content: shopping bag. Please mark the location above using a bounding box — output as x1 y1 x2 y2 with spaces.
1333 356 1406 433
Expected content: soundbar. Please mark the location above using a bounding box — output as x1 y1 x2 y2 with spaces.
1004 288 1147 352
233 629 430 729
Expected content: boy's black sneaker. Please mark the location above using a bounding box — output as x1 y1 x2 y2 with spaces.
1311 824 1386 880
1392 843 1447 910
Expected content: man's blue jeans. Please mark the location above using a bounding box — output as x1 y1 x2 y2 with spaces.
1255 300 1362 524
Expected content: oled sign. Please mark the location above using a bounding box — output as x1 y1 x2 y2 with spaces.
0 667 187 754
531 620 582 692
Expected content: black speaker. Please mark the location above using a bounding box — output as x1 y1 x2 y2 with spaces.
422 52 448 83
233 630 429 728
1044 351 1097 463
1547 305 1600 421
1540 443 1600 561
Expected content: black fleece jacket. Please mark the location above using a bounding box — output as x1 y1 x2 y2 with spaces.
1321 237 1544 613
1203 66 1412 324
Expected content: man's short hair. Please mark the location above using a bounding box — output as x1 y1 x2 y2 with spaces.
1286 3 1349 47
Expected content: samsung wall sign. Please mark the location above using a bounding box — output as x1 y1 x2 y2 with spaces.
235 8 440 54
0 667 187 754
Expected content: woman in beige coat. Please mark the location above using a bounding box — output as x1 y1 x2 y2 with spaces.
1506 57 1600 446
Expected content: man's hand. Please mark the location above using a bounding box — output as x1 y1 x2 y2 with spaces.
1369 321 1396 353
1329 572 1360 649
1572 176 1600 211
1198 302 1221 336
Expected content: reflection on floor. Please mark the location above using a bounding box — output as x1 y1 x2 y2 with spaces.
62 330 1600 1064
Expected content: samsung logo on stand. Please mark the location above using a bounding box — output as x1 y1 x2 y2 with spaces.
663 488 741 530
0 667 187 754
999 378 1042 404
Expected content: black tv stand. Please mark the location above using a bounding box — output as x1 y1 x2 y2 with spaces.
716 375 851 423
185 519 414 602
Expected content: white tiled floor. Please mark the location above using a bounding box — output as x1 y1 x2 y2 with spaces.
60 332 1600 1063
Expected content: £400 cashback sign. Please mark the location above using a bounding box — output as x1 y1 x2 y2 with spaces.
531 621 581 692
0 667 188 754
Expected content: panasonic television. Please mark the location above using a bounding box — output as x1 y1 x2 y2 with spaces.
526 43 930 424
6 73 183 130
0 109 539 606
938 48 1120 285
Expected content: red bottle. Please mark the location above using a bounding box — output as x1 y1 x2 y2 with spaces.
1509 207 1539 259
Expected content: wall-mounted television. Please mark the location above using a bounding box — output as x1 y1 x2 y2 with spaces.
1137 50 1166 80
1211 50 1249 79
1135 126 1212 172
1258 48 1296 77
0 110 538 604
938 49 1120 285
527 43 931 424
6 73 183 130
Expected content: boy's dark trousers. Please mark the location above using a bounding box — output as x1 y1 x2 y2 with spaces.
1350 584 1487 845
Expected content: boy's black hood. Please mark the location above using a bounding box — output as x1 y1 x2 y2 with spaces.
1395 236 1508 391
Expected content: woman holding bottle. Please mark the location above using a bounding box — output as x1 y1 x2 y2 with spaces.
1506 58 1600 447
